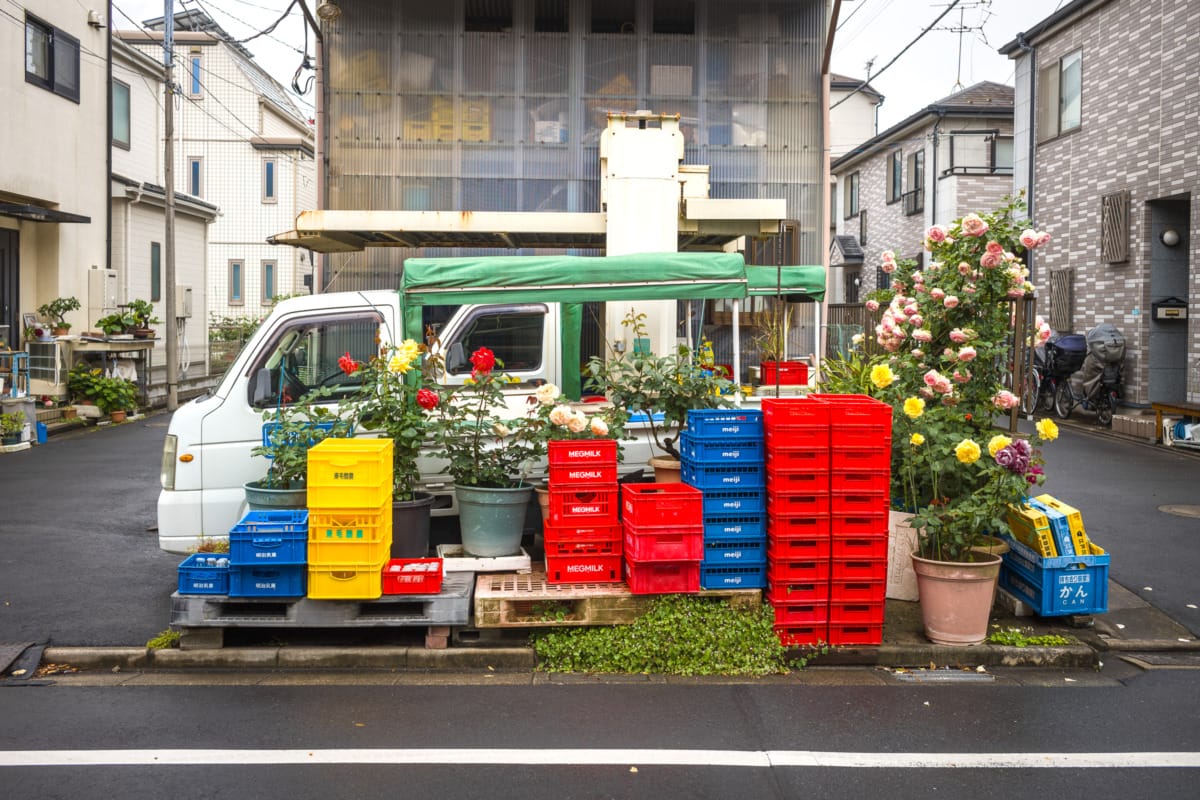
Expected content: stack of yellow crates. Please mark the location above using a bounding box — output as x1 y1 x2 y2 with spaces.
305 439 394 600
1005 494 1095 557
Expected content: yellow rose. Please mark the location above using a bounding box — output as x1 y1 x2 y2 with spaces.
910 433 925 446
955 438 981 464
987 434 1012 457
870 364 895 389
1036 418 1059 441
903 397 925 419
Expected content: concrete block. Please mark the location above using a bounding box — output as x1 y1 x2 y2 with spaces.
424 634 450 650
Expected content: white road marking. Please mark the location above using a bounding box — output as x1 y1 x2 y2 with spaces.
0 749 1198 769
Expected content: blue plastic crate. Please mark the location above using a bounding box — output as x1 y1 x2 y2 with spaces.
686 409 764 439
700 564 767 589
700 488 766 515
682 460 765 489
231 509 309 534
228 564 306 598
680 432 765 465
703 536 767 566
702 513 766 539
1026 498 1079 556
999 537 1109 616
177 554 229 595
229 529 307 566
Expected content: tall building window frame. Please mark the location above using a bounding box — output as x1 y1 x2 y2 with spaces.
886 150 902 204
188 157 203 197
229 260 244 306
843 172 860 220
24 14 80 103
188 50 203 98
261 260 276 304
151 242 162 302
112 79 131 149
1037 49 1082 142
262 158 277 203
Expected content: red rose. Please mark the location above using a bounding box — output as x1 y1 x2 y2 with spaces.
337 352 359 375
469 346 495 374
416 388 438 410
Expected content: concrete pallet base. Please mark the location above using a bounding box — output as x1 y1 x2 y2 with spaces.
474 570 761 628
437 544 532 573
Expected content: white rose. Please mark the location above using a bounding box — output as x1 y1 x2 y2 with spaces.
548 405 572 426
566 412 587 433
492 422 511 438
589 418 609 436
535 383 561 405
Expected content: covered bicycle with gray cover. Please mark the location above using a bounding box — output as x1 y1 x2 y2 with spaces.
1054 322 1125 426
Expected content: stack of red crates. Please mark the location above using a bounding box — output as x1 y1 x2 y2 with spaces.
813 394 892 645
763 396 831 647
544 439 622 583
621 482 704 594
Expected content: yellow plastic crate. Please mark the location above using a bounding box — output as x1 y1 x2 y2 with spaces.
308 504 392 566
306 439 393 509
1033 493 1091 554
403 120 433 140
1004 503 1058 557
307 559 386 600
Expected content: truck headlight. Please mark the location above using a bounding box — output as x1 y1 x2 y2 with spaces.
160 434 178 490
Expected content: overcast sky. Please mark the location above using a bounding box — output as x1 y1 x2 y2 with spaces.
112 0 1068 138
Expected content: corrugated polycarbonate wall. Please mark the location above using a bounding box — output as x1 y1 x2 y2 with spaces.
326 0 825 290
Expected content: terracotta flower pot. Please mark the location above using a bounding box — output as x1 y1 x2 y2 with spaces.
911 551 1002 646
648 456 682 483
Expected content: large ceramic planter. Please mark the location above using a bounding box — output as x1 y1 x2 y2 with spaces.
534 485 550 524
454 483 532 557
911 551 1002 646
648 456 682 483
244 479 306 511
886 510 920 601
391 492 435 559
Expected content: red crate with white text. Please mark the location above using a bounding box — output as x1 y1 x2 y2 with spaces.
545 553 623 584
549 486 620 525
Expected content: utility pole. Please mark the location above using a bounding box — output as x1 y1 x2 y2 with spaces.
163 0 179 410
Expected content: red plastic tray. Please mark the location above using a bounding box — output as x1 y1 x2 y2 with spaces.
826 622 883 646
767 493 830 517
623 523 703 562
831 489 890 516
829 601 886 625
767 556 831 583
767 514 831 541
766 446 831 471
543 523 622 543
771 602 829 625
762 396 829 427
831 534 889 561
831 469 891 492
766 467 830 496
382 558 443 595
830 579 886 603
830 447 891 472
767 579 830 605
830 558 888 582
830 511 888 537
774 624 828 647
767 534 831 561
624 557 700 595
549 463 618 486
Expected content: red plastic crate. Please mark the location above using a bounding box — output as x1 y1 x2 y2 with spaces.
830 558 888 582
544 535 622 557
382 558 443 595
767 556 830 583
831 469 891 492
831 534 889 561
766 467 829 496
830 580 886 603
767 534 831 561
767 514 831 540
826 622 883 646
774 624 828 647
548 439 618 466
830 512 888 537
766 446 830 471
767 579 830 605
831 447 891 472
831 490 889 516
760 360 808 386
771 602 829 625
549 463 618 486
829 601 886 625
621 483 703 527
549 486 620 525
545 553 623 584
767 493 830 517
765 425 828 451
543 523 623 543
810 393 892 424
624 556 700 594
623 523 703 562
832 428 893 449
762 396 829 427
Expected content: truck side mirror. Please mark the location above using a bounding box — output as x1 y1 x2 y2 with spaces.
445 342 466 373
251 367 273 405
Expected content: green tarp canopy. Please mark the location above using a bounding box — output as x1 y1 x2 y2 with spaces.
746 264 825 303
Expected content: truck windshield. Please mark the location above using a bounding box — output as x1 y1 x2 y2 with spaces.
248 313 381 408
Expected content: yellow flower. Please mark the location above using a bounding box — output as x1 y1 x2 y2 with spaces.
910 433 925 446
1036 418 1059 441
387 339 421 374
870 364 895 389
955 438 981 464
987 434 1012 457
903 397 925 419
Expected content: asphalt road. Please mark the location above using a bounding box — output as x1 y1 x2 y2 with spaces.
0 411 1197 646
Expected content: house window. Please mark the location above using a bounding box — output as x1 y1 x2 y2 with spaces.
1037 49 1081 142
940 131 1014 175
653 1 695 34
859 209 868 247
188 51 203 97
1100 191 1129 263
843 172 860 219
904 151 924 216
875 266 892 291
262 159 277 203
25 14 80 103
1049 268 1074 332
887 150 902 203
112 79 131 149
151 242 161 302
229 260 244 305
261 261 276 304
993 136 1014 173
188 157 203 196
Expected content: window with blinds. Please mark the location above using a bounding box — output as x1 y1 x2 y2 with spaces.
1101 190 1129 263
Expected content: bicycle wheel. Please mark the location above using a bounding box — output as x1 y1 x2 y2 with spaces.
1019 376 1038 416
1097 393 1114 426
1054 381 1074 419
1039 381 1057 412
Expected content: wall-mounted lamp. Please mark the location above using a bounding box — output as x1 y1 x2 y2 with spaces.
1161 227 1181 247
87 9 105 27
316 1 342 21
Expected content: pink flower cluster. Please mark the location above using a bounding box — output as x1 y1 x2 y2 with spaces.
992 390 1019 410
1019 229 1052 249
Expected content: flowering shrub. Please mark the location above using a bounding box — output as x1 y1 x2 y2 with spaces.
871 196 1058 561
528 381 626 445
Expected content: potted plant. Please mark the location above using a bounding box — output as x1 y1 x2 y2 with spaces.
37 296 81 336
755 298 807 386
869 195 1057 645
92 374 138 422
126 299 161 339
0 412 24 445
247 386 354 509
427 346 546 557
586 309 733 481
342 341 441 558
25 324 53 343
96 311 135 337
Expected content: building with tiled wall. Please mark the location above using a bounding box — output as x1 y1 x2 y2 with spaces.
830 82 1015 305
1002 0 1199 406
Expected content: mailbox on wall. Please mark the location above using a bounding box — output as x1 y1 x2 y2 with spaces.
1151 297 1188 321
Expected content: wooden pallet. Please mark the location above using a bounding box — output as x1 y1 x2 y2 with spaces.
473 570 761 628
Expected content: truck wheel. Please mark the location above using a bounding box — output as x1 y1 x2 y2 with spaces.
1054 382 1074 420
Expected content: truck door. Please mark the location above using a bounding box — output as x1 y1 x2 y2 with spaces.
438 303 555 416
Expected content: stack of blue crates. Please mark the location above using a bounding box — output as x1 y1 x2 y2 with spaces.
227 509 309 597
682 409 767 590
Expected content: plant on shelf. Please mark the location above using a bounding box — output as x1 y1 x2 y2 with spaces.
95 311 135 337
126 299 161 336
586 308 732 462
754 297 791 364
250 386 353 490
24 324 52 342
37 296 80 333
90 374 137 416
0 411 25 443
528 380 627 445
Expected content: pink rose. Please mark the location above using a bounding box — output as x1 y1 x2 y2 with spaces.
911 271 924 283
981 251 1003 269
911 349 924 358
882 250 896 263
986 240 1004 256
913 329 932 343
1037 231 1051 247
923 369 941 387
865 299 879 311
881 259 896 274
934 377 953 394
992 390 1019 410
930 288 945 300
958 262 972 275
926 225 947 243
940 394 960 406
1019 229 1039 249
1007 287 1027 298
958 346 977 362
949 329 967 343
943 296 959 309
910 315 924 328
964 285 977 294
960 213 989 237
953 369 971 384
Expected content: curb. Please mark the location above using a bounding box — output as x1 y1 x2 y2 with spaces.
44 646 537 672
